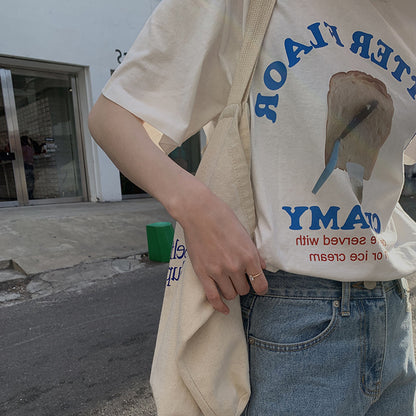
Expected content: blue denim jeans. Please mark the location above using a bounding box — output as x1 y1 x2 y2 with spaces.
241 270 416 415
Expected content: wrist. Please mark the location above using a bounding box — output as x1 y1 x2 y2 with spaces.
164 176 214 225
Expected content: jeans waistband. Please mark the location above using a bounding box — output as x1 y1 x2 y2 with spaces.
262 270 406 317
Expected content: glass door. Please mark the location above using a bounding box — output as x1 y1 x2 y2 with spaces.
0 69 25 206
0 67 86 206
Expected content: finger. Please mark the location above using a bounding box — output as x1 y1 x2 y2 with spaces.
229 273 251 296
200 277 230 315
215 277 238 301
247 270 268 295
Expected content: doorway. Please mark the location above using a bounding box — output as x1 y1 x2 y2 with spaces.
0 67 86 206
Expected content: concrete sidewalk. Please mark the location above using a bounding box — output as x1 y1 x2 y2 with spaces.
0 198 172 278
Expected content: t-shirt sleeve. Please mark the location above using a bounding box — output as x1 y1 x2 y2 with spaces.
102 0 244 151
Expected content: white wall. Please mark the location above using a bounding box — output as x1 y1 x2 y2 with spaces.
0 0 161 201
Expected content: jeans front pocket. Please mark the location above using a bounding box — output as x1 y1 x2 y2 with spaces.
247 295 339 352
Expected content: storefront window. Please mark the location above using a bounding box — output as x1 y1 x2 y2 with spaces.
0 66 85 206
12 72 82 200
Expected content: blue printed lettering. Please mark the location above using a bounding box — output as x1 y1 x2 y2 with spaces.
285 38 313 67
282 205 381 233
170 238 187 260
167 265 179 286
408 76 416 100
282 206 308 230
364 211 381 232
340 205 371 230
309 206 340 230
255 93 279 122
324 22 345 47
370 39 394 70
167 259 186 286
255 21 416 123
350 31 373 59
370 213 381 233
308 22 329 48
264 61 287 90
391 55 411 81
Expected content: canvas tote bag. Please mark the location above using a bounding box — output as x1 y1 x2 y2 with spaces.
150 1 276 415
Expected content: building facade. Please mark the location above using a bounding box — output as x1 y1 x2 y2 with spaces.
0 0 201 207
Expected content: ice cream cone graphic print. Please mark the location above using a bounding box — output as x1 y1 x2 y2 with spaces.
312 71 394 203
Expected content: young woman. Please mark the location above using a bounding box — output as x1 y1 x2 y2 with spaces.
89 0 416 414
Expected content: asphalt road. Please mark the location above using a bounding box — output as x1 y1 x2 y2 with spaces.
0 262 168 416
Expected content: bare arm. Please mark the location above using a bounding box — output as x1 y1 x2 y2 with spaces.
88 95 268 313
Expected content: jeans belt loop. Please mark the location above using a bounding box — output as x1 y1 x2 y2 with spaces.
400 278 412 313
341 282 351 317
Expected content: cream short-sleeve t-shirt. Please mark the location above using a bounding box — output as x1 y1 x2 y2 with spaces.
103 0 416 282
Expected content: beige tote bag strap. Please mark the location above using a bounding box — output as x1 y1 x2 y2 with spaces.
227 0 276 106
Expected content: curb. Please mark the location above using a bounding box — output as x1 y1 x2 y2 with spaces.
0 252 168 307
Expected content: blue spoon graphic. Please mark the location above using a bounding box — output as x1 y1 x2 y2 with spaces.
312 100 379 195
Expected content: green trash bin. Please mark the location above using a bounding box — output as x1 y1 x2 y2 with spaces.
146 222 174 262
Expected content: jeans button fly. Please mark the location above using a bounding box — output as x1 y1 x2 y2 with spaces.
364 281 377 290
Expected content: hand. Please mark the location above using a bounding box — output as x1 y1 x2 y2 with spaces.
177 186 268 315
